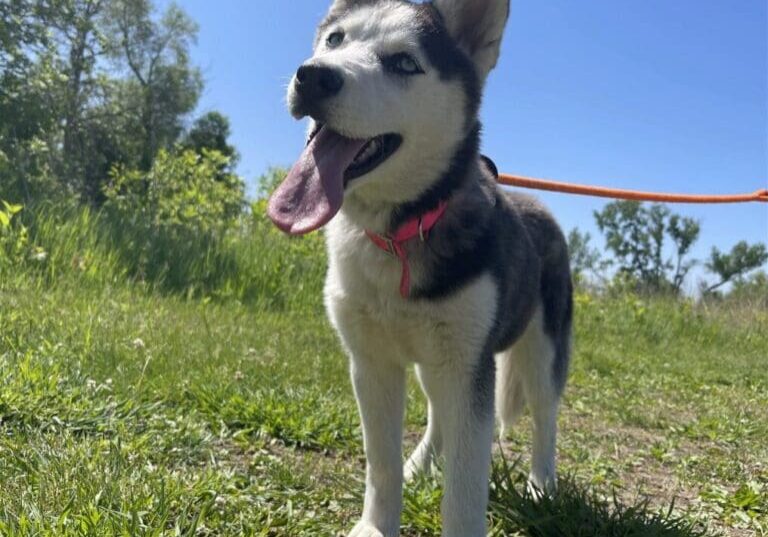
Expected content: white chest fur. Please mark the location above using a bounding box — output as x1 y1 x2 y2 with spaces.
324 216 498 368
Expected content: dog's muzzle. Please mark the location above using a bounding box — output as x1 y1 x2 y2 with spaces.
293 64 344 115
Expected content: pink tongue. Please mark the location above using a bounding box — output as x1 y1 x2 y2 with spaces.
268 126 367 235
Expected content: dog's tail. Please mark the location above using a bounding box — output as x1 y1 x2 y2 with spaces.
495 350 526 433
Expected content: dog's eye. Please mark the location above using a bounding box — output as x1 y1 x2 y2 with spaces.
327 31 344 48
385 53 424 76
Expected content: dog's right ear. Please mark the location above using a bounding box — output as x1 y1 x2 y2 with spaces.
317 0 375 45
431 0 510 82
324 0 375 20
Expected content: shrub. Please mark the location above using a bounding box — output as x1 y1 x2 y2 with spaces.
103 148 245 233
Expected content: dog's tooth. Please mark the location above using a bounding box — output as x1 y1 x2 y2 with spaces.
354 141 377 164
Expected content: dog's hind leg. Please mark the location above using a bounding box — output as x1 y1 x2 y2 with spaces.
404 365 442 481
495 350 526 435
503 308 562 496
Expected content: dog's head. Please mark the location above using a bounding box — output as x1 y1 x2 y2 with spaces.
268 0 510 235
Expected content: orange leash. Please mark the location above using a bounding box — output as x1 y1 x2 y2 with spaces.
498 173 768 204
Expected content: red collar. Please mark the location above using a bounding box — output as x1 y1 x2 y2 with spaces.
365 201 448 298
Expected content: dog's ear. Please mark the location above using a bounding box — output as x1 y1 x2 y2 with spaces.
325 0 374 20
432 0 510 81
317 0 374 44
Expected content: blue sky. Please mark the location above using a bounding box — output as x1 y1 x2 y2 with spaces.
172 0 766 288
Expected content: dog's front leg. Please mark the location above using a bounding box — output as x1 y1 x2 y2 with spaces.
419 360 495 537
348 355 406 537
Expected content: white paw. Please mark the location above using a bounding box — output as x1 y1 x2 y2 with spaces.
403 465 418 483
348 520 396 537
403 457 427 482
404 448 439 482
527 472 557 501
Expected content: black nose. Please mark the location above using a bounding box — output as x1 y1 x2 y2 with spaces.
295 65 344 102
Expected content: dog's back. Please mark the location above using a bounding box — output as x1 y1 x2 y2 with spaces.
500 190 573 393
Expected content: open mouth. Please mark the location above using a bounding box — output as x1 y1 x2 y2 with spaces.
267 124 403 235
309 123 402 187
344 133 402 184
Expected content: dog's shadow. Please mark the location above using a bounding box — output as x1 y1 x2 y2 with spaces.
484 454 711 537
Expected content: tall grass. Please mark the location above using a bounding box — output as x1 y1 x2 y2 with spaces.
10 199 326 311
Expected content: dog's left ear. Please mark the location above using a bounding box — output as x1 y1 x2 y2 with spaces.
431 0 510 81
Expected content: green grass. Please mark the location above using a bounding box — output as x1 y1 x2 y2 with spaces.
0 204 766 535
8 199 325 310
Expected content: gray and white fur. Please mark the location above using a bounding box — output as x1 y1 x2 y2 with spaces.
284 1 573 535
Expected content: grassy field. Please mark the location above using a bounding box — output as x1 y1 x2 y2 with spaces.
0 206 766 536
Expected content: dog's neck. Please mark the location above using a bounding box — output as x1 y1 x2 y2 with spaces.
389 124 481 231
339 124 487 235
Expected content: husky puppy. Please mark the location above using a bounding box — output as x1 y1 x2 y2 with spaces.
268 1 573 535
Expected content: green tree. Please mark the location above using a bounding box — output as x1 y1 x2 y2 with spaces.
39 0 110 197
0 1 62 200
104 0 202 170
704 241 768 294
182 111 240 186
183 111 238 162
1 0 229 210
566 227 604 282
667 213 701 291
0 0 46 78
594 201 700 293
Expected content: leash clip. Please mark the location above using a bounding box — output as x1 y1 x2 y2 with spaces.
418 218 426 242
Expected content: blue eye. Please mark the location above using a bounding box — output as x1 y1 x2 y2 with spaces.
386 53 424 75
327 31 344 48
397 56 419 73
